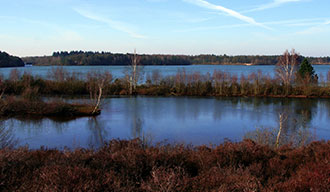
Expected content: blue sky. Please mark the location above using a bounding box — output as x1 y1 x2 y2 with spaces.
1 0 330 57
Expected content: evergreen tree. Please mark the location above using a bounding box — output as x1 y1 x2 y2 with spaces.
298 58 317 83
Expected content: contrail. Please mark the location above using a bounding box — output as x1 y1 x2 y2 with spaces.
183 0 271 30
243 0 304 13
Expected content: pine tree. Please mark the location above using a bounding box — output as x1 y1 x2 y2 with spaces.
298 58 317 83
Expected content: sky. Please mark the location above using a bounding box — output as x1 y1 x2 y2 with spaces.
1 0 330 57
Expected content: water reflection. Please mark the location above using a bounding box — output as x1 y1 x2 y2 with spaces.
243 98 320 147
87 117 109 149
2 97 330 149
128 98 144 138
244 125 315 147
0 120 18 149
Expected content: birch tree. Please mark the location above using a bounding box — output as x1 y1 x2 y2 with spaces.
87 71 112 114
125 49 143 95
275 49 300 87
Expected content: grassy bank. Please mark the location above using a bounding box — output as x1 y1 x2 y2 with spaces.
0 139 329 191
0 97 100 118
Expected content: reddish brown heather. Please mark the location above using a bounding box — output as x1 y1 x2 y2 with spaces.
0 139 329 191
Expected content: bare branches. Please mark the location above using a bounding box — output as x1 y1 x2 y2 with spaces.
275 49 300 87
126 49 143 95
48 67 69 82
276 113 287 148
86 71 112 114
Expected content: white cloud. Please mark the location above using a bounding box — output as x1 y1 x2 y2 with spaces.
174 23 250 33
244 0 304 13
182 0 271 29
296 20 330 35
74 7 147 39
174 18 330 33
145 0 167 2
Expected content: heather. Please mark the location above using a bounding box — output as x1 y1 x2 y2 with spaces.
0 139 329 191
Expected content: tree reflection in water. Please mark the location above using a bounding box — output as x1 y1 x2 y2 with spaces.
244 98 318 147
0 120 18 149
87 117 108 149
130 98 144 139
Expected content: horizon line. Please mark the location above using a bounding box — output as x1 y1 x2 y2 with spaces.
12 50 330 58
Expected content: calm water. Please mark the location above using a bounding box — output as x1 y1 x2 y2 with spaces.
1 96 330 149
1 65 330 80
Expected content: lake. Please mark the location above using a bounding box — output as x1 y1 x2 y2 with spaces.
1 65 330 80
1 96 330 149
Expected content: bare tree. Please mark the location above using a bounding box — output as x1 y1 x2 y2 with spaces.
9 69 21 82
276 113 287 148
48 67 69 82
125 49 143 95
275 49 300 87
87 71 112 114
151 69 161 85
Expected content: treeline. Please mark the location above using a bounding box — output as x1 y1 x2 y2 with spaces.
0 51 25 68
24 51 191 66
22 51 330 66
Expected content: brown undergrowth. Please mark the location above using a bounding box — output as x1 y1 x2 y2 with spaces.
0 139 329 191
0 96 100 118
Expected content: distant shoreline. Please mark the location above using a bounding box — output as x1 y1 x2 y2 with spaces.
1 63 329 68
21 51 330 66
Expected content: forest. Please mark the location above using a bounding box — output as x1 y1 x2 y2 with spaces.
22 51 330 66
0 51 25 68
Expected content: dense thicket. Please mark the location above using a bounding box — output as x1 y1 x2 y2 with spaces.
0 51 25 68
23 51 330 66
0 139 329 191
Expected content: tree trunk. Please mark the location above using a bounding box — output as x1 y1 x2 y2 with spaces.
92 85 103 115
276 114 285 148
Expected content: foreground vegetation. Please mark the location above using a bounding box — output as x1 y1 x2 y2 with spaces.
0 139 329 191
